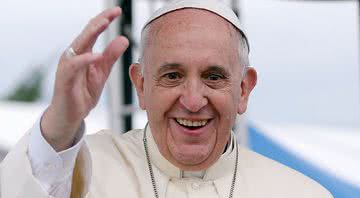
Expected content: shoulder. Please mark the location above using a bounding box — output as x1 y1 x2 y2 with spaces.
85 128 143 144
237 146 333 198
84 129 144 157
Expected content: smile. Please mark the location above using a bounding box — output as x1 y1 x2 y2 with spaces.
175 118 209 129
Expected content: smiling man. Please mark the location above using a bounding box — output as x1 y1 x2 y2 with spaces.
132 7 252 171
1 0 332 198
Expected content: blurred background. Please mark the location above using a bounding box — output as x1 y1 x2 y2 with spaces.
0 0 359 197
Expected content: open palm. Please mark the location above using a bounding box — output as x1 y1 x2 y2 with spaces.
42 7 129 151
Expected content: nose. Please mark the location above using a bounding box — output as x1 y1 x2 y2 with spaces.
179 80 208 112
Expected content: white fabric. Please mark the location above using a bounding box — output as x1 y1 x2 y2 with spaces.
28 117 85 198
1 125 333 197
26 120 234 197
142 0 249 50
144 0 244 34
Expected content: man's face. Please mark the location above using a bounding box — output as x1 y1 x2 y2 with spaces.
130 9 255 170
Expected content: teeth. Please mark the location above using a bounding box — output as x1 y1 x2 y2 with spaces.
176 118 208 127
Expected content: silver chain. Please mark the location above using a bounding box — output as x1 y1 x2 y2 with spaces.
143 124 238 198
143 127 159 198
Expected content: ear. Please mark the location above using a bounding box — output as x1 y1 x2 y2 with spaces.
129 63 146 110
238 67 257 114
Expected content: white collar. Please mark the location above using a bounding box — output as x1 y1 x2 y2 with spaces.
146 125 237 180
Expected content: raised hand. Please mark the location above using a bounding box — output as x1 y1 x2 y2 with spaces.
41 7 129 151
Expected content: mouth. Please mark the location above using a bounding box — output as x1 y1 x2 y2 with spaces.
175 118 210 130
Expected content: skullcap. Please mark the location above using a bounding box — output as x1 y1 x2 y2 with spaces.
142 0 250 52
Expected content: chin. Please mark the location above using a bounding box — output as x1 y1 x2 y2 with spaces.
175 145 210 164
168 143 218 170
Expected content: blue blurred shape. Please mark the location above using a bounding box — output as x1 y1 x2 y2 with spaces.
248 125 360 198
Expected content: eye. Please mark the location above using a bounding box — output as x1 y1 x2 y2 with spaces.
205 73 224 81
202 72 229 89
165 72 181 80
158 72 183 87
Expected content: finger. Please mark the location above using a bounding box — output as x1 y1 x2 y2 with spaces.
87 64 104 100
63 52 103 74
100 36 129 76
71 7 122 54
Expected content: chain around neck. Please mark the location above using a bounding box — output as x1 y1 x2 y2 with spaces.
142 123 239 198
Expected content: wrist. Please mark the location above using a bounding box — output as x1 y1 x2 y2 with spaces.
40 106 82 151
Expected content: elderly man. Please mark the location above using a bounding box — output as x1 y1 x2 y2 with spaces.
1 0 332 197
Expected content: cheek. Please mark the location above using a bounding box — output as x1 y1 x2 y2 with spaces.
212 90 239 121
144 85 180 121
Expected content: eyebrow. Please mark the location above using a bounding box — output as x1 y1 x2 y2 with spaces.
157 63 183 75
205 66 230 77
156 63 230 76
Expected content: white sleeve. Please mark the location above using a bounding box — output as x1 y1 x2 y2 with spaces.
27 116 85 198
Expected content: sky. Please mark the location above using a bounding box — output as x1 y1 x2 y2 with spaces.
241 0 359 127
0 0 359 128
0 0 105 99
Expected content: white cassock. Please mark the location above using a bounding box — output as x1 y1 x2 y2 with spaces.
0 124 332 198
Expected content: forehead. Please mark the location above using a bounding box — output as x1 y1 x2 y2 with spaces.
142 9 240 68
143 8 239 44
